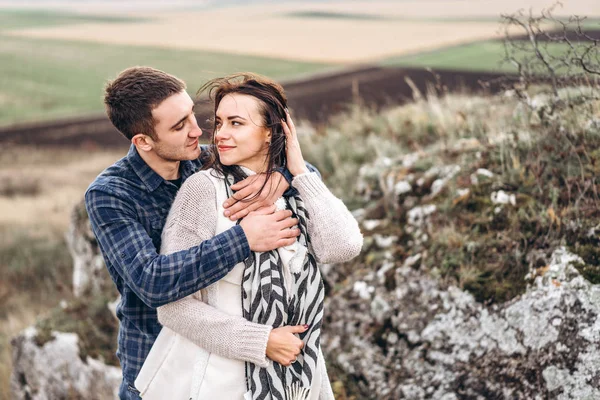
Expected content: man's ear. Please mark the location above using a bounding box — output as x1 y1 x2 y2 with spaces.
132 133 154 152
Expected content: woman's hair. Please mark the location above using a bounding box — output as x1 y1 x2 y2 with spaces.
197 73 289 200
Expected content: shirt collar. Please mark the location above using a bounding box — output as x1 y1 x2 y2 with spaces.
126 144 199 192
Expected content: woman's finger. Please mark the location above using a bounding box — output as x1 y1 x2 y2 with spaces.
285 109 296 135
281 119 292 139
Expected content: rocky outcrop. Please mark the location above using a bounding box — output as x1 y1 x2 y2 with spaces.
10 327 121 400
323 242 600 399
66 200 112 298
11 200 120 400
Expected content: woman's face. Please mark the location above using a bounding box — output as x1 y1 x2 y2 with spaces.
214 93 271 172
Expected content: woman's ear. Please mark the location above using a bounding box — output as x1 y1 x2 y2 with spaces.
265 128 272 144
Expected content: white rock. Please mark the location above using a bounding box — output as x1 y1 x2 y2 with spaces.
395 180 412 196
374 234 397 248
353 281 374 300
10 328 121 400
407 205 437 227
362 219 382 231
476 168 494 178
491 190 516 206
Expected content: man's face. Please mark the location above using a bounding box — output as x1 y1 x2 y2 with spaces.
150 90 202 162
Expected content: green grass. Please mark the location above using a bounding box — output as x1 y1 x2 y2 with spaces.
0 9 147 30
0 35 333 126
383 40 595 74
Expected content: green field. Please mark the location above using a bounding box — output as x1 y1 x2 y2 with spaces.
0 9 147 29
0 10 334 126
1 9 598 126
383 40 597 74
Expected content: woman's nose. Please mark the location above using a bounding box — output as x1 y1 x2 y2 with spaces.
215 127 229 141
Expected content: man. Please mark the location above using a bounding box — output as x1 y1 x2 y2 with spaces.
85 66 310 399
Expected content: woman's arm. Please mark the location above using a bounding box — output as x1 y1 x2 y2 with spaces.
157 172 272 367
281 110 363 264
293 172 363 264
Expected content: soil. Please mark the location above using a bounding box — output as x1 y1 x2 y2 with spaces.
0 66 511 149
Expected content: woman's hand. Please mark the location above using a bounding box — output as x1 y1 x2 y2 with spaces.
282 110 308 177
266 325 308 366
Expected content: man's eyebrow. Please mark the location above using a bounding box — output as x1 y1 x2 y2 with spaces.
169 114 188 130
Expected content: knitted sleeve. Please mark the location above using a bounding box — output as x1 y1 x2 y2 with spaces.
292 172 363 264
157 172 272 368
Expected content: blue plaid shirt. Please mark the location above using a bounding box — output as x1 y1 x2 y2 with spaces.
85 145 250 384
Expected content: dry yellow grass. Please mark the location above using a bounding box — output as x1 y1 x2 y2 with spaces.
0 146 124 232
7 1 597 64
0 146 124 398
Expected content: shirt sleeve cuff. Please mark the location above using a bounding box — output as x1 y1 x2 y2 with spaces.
215 225 250 266
292 172 328 200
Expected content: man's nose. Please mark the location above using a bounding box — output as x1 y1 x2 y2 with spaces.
189 115 202 137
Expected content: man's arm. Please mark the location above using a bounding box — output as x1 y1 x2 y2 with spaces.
156 172 303 366
223 161 320 220
85 187 249 308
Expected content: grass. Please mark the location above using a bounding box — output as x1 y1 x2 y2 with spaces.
301 81 600 304
0 9 147 30
0 226 74 398
382 40 590 73
0 9 334 127
0 34 332 126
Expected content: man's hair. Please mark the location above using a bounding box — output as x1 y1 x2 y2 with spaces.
104 66 186 140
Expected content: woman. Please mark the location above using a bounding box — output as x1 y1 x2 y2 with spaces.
135 73 363 400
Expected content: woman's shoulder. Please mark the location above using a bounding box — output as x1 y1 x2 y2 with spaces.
178 169 220 199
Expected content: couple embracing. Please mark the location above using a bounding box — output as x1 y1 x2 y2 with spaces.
86 66 363 400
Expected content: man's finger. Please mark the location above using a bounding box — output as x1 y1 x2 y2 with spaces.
229 201 266 220
249 205 277 216
273 210 294 222
278 218 299 230
225 185 254 205
276 238 298 248
230 175 260 191
278 228 300 239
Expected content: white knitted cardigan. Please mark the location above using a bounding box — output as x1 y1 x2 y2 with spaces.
156 170 363 399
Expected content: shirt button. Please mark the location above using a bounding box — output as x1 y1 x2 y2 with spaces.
120 252 126 258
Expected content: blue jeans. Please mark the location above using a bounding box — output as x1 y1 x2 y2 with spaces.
119 380 141 400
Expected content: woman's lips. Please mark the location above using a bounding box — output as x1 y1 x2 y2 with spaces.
218 145 235 152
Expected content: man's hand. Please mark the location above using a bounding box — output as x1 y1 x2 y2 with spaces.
239 206 299 252
223 172 289 220
266 325 308 366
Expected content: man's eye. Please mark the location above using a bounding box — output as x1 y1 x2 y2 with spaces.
174 123 185 131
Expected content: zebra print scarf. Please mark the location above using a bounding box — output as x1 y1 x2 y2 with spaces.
227 173 325 400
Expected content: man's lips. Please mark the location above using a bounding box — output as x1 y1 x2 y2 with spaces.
188 139 199 148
